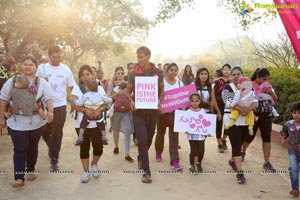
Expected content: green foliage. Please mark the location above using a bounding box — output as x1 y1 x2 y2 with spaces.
268 68 300 124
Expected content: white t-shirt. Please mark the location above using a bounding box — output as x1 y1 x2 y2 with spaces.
71 85 107 128
36 63 76 108
164 79 183 91
186 109 207 141
0 77 54 131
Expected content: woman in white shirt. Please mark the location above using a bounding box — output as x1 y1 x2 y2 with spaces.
194 67 213 114
222 66 257 184
0 55 54 187
71 65 107 183
154 63 183 171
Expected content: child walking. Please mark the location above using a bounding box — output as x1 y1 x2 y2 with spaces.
186 93 207 174
281 102 300 197
73 80 112 145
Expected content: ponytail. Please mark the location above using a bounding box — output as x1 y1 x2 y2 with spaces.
251 67 270 81
251 68 260 81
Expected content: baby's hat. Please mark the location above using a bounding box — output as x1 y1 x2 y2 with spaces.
260 81 271 89
239 77 250 83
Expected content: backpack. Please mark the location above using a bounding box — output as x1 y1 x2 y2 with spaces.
252 81 272 116
114 93 131 112
10 76 42 117
254 99 272 116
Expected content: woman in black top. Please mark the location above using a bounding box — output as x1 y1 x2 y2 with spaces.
182 64 194 85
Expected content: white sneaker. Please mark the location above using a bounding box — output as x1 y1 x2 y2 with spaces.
91 162 100 178
81 171 90 183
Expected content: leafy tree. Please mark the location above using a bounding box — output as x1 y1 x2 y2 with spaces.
155 0 194 23
58 0 150 68
0 1 56 58
268 67 300 124
0 0 150 68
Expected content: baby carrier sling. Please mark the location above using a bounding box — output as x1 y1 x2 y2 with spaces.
73 84 103 120
73 84 87 120
10 76 43 122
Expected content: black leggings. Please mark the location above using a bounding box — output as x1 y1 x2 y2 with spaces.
227 126 248 157
245 115 272 143
215 104 225 139
189 140 205 165
76 127 103 159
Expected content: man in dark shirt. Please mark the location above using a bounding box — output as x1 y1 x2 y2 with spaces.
127 46 164 183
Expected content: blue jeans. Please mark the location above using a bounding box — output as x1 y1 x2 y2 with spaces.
9 126 45 181
133 110 158 172
289 152 300 189
42 106 66 161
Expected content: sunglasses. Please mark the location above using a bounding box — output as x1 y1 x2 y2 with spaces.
190 99 200 103
117 72 124 75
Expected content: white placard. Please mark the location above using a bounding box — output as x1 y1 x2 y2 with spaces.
174 110 216 136
135 76 158 109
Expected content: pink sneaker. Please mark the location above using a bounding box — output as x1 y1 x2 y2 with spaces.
171 160 183 171
155 154 162 162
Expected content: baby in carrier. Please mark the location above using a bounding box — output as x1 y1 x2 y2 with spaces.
73 80 112 145
5 75 44 119
225 77 257 135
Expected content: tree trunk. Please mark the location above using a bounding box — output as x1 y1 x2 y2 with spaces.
3 32 11 54
13 34 31 61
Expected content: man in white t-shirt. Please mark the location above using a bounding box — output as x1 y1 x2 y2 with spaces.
36 46 76 171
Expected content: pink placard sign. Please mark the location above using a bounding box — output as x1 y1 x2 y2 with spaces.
160 84 197 113
174 110 216 136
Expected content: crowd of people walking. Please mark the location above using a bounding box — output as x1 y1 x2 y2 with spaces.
1 46 298 198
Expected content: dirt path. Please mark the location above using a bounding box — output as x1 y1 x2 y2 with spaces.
0 105 291 200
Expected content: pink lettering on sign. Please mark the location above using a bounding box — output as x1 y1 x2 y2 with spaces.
137 83 156 90
174 110 216 136
178 114 211 134
135 76 158 109
160 84 197 113
136 91 156 98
